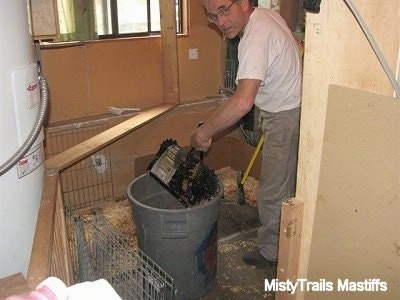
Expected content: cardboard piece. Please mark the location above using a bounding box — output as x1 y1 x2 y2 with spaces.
307 85 400 299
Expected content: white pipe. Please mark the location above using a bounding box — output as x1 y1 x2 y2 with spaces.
344 0 400 98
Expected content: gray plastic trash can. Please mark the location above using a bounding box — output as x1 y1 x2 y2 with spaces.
127 173 223 300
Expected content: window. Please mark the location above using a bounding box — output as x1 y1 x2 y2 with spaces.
57 0 184 42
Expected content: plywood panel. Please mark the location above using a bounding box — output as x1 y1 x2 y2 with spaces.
306 85 399 299
86 39 163 116
41 46 90 122
178 25 225 101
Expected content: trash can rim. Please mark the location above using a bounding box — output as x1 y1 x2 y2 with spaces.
127 173 223 213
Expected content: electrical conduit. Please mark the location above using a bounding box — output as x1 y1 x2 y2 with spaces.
0 75 49 176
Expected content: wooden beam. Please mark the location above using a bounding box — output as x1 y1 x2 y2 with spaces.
0 273 32 298
276 198 304 300
45 104 176 171
280 0 300 31
27 174 58 286
159 0 180 104
50 180 74 286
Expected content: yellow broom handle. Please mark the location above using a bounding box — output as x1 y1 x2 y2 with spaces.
240 135 264 185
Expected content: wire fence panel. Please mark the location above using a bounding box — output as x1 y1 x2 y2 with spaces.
45 122 114 210
71 211 174 300
225 59 238 91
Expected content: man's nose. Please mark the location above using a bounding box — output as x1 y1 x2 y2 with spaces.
216 14 228 26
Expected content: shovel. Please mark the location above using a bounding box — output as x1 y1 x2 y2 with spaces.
148 138 218 207
236 135 264 205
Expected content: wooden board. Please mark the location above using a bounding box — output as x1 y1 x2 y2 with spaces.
160 0 180 103
306 85 399 299
30 0 59 40
85 39 164 115
0 273 31 298
27 174 58 286
45 104 176 171
27 174 73 288
276 198 304 300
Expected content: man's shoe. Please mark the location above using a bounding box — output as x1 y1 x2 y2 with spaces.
242 248 277 267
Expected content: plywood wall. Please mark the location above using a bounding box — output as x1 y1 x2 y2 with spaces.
40 1 225 124
296 0 400 299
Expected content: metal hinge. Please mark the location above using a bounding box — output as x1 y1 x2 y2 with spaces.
285 218 297 239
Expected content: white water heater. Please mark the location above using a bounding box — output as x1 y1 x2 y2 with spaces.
0 0 45 278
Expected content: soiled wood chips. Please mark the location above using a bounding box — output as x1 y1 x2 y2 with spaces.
215 166 258 207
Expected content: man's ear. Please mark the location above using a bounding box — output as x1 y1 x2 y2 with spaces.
238 0 251 11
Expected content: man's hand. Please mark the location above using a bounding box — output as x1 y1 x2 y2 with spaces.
190 125 212 152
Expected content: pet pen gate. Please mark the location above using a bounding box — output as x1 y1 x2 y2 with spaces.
72 210 173 299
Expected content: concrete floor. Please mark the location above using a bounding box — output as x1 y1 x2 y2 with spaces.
201 198 277 299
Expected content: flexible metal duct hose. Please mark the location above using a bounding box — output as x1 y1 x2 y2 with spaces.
0 75 49 176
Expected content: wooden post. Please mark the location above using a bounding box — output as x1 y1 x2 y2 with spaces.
276 198 304 300
280 0 301 31
159 0 180 104
27 174 58 286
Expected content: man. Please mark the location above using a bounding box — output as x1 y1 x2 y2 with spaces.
191 0 302 267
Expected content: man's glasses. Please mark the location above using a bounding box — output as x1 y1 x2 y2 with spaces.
207 1 237 23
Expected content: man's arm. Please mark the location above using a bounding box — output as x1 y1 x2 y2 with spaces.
191 78 261 152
